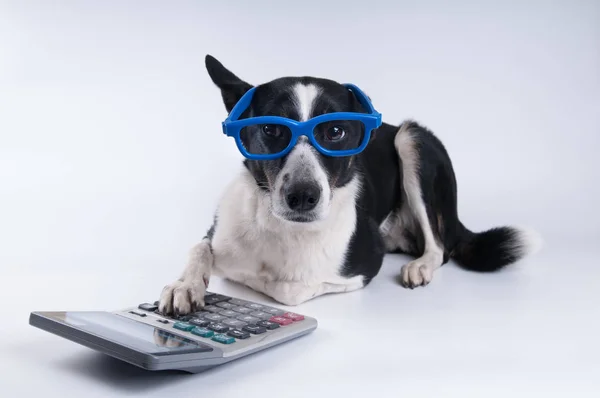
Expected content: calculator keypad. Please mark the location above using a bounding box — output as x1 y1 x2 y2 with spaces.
149 292 306 345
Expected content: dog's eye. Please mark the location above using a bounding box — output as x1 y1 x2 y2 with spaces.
262 124 281 138
325 126 346 142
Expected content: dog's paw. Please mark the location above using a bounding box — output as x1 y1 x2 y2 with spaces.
399 259 435 289
158 279 207 316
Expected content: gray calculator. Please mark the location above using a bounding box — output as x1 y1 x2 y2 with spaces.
29 291 317 373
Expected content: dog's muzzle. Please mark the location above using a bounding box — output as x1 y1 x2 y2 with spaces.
284 181 321 212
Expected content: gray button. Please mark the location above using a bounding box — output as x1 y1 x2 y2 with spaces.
204 305 222 313
236 315 260 324
264 307 285 316
193 311 211 318
223 318 248 328
219 310 238 318
245 303 264 310
204 313 226 322
249 311 272 320
228 299 248 306
216 302 236 309
232 306 253 314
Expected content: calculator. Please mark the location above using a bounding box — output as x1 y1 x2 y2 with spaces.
28 291 317 373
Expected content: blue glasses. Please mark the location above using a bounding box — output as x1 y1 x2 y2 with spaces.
221 83 382 160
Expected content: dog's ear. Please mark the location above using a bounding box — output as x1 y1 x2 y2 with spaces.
205 55 253 113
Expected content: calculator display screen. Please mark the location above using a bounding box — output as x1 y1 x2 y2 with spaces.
61 311 212 355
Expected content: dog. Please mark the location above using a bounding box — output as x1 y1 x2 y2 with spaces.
158 54 540 315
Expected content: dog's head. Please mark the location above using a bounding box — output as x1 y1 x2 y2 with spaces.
206 55 369 223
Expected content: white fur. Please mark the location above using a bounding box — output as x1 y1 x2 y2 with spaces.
392 124 444 287
159 239 213 314
291 83 320 122
510 226 544 257
379 197 417 253
159 167 364 310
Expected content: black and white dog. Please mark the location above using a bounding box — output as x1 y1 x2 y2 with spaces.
158 55 540 314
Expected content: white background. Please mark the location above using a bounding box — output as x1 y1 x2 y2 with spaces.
1 1 599 396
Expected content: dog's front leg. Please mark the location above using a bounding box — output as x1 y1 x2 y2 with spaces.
244 277 365 306
158 238 213 315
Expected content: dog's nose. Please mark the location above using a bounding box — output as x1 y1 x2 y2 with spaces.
285 182 321 212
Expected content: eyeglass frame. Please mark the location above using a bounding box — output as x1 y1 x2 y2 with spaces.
221 83 383 160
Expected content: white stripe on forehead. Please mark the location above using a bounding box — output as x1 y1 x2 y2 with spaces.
291 83 321 122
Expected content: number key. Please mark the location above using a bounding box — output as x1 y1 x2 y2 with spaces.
227 329 250 339
249 311 272 320
242 325 267 334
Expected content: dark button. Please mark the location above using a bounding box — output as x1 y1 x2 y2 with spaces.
228 298 248 306
156 319 169 324
216 302 236 309
256 320 280 330
203 305 222 313
207 322 230 333
193 311 211 318
189 318 210 327
242 325 267 334
236 315 259 324
232 306 252 314
204 294 231 305
128 310 147 317
204 313 226 322
176 314 195 322
227 329 250 339
218 310 238 318
263 307 285 316
153 300 159 306
138 303 158 312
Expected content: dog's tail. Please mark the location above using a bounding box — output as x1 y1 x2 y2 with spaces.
450 223 542 272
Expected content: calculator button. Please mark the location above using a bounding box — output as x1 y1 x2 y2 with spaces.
263 308 285 316
203 305 222 313
211 333 235 344
191 327 214 338
242 325 267 334
228 298 248 306
128 310 147 317
236 315 260 324
269 316 293 326
216 302 236 309
193 311 211 318
189 318 210 327
223 319 248 329
283 312 305 321
227 329 251 339
156 319 169 324
256 320 280 330
219 310 238 318
138 303 158 312
173 322 195 331
204 314 226 322
207 323 230 333
176 314 194 322
232 306 253 314
249 311 272 320
204 294 231 305
245 303 264 310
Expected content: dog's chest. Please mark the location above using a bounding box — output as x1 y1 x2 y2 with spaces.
211 171 357 285
213 215 355 284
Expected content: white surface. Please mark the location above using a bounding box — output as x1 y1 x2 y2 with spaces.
1 1 599 396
